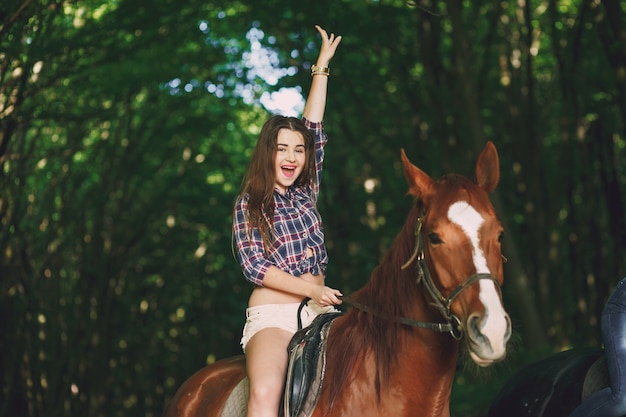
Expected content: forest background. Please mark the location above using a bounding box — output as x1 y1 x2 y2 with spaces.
2 0 626 416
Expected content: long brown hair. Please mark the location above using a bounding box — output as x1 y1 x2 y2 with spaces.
237 115 316 250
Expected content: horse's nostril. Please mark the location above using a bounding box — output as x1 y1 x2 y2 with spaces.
468 314 483 338
504 314 512 341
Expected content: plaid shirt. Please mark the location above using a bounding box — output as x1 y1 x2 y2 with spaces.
233 118 329 286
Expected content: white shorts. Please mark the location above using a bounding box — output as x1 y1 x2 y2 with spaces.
240 301 337 352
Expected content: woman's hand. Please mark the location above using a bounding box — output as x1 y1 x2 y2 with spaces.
310 284 343 307
314 25 342 67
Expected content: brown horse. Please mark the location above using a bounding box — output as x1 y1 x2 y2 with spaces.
163 142 512 417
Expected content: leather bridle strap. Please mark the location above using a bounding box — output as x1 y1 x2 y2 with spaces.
417 261 502 314
339 295 457 334
416 259 500 339
445 273 501 308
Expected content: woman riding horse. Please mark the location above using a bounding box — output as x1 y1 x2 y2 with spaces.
163 141 512 417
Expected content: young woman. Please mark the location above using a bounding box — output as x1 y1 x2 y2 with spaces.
232 25 343 417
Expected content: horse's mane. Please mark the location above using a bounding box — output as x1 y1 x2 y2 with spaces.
321 200 424 412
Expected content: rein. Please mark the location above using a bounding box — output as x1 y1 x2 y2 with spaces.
342 204 502 340
339 295 458 335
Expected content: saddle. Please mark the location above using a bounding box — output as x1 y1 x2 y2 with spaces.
282 306 343 417
220 306 343 417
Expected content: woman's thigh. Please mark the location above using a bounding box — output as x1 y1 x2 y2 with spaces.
244 327 293 390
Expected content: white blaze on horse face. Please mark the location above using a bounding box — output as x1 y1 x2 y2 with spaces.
447 201 489 273
447 201 508 357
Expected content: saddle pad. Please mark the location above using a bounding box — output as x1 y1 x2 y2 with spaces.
582 355 610 401
221 377 249 417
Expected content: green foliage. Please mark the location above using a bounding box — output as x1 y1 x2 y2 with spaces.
2 0 626 416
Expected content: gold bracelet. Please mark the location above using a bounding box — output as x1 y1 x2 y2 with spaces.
311 65 330 76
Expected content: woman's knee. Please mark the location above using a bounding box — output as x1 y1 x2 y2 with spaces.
249 377 284 400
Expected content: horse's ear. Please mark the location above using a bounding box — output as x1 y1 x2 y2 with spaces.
475 141 500 193
401 148 434 200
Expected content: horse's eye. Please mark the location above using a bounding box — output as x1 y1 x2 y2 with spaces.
428 233 442 244
498 231 505 243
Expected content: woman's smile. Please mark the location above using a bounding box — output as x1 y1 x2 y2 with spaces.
274 129 305 193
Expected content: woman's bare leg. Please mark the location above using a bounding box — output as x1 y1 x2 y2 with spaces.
245 327 293 417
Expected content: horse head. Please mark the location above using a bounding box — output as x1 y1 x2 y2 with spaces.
400 141 511 366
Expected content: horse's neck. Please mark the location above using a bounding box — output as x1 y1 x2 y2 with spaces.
334 293 459 416
317 219 460 416
326 337 457 417
396 324 460 378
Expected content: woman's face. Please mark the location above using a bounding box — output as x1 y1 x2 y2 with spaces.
273 128 306 194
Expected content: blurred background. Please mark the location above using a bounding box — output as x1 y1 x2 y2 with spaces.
2 0 625 415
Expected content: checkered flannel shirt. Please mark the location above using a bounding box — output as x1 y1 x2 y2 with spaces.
233 118 329 286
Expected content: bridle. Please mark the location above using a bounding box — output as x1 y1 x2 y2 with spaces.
342 204 503 340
